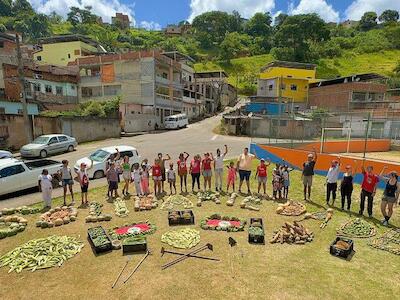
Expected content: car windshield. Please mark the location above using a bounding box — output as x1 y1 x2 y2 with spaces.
31 136 50 144
89 149 110 162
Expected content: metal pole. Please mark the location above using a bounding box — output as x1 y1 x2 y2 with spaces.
363 112 371 159
320 128 324 154
16 33 32 142
346 128 351 154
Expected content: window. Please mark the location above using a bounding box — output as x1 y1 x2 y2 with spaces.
36 56 42 61
281 83 286 90
48 137 58 144
0 165 25 178
58 136 68 142
0 88 4 97
74 49 80 55
353 92 367 102
17 109 23 115
287 75 293 78
119 151 133 158
162 72 168 79
34 83 41 92
272 120 288 127
290 84 297 91
0 41 4 48
67 54 71 59
268 84 273 91
56 86 63 95
0 107 5 114
45 85 52 93
71 85 75 90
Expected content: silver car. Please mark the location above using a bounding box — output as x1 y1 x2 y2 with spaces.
20 134 77 158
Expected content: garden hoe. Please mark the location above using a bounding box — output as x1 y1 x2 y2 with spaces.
161 247 220 261
161 243 213 270
112 255 132 289
228 237 237 279
123 250 151 284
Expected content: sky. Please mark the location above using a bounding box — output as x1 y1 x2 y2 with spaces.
28 0 400 30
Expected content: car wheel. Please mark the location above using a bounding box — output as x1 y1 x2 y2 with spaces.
93 170 104 179
40 150 47 158
67 145 74 152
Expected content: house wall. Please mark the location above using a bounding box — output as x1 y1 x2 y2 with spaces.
260 66 316 80
0 101 39 115
245 102 287 115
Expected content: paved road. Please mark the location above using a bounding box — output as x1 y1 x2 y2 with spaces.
0 115 251 208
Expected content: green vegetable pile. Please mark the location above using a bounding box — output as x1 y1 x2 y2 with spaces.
85 202 112 223
249 226 264 236
0 235 84 273
369 229 400 255
337 218 376 238
0 216 28 239
114 198 129 217
160 195 193 210
1 206 41 216
161 228 200 249
88 227 110 248
197 191 221 206
123 236 146 247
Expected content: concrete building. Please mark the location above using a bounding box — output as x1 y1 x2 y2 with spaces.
112 13 130 30
33 35 107 66
164 24 192 36
340 20 359 29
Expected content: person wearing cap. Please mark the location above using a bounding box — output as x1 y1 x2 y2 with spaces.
75 159 93 206
380 167 399 226
359 164 385 217
340 161 358 211
301 147 317 201
237 147 256 194
255 158 270 195
325 157 341 206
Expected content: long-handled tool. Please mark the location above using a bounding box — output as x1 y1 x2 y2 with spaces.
112 256 132 288
161 243 213 270
123 250 151 284
161 247 220 261
228 237 237 279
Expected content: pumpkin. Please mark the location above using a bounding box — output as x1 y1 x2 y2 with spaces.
54 218 63 226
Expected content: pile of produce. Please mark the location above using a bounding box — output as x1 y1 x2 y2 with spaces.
337 218 376 238
160 194 193 210
197 191 220 206
109 221 156 240
200 214 246 232
334 239 351 251
369 229 400 255
301 209 334 229
0 235 84 273
134 195 158 211
114 198 129 217
37 206 77 228
0 216 28 239
226 193 238 206
276 201 306 216
0 206 41 216
88 226 111 250
240 196 262 211
85 202 112 223
161 228 200 249
270 221 314 244
168 210 193 224
249 226 264 236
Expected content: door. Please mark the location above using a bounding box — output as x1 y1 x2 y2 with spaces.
57 135 69 152
46 136 60 154
0 164 28 194
62 121 72 137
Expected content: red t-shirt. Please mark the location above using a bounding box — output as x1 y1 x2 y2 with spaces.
202 158 212 170
257 165 267 177
152 165 161 177
190 160 201 174
361 171 379 193
177 159 187 173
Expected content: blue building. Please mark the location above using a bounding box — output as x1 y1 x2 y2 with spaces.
0 101 39 115
245 102 287 115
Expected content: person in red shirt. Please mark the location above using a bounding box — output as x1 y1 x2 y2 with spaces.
359 165 385 217
189 154 201 192
177 152 189 193
255 158 270 194
151 158 162 196
201 152 214 191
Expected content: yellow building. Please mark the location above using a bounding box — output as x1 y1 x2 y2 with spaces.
257 61 318 103
33 35 106 66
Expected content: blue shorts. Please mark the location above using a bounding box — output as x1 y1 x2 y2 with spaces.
62 179 74 187
284 179 290 187
203 170 212 177
239 170 251 181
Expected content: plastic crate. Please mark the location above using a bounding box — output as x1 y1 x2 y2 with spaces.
168 210 195 226
330 237 354 258
122 236 147 254
248 218 265 244
87 226 112 254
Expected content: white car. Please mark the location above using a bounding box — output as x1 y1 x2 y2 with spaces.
74 146 141 179
0 150 12 159
164 114 189 129
0 158 62 196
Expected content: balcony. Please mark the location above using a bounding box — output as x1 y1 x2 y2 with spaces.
80 75 101 86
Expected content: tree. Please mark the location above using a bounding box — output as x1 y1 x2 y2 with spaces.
359 11 378 31
0 0 12 17
219 32 250 62
12 0 34 15
245 12 272 37
26 14 50 39
0 24 6 32
394 61 400 75
67 6 98 26
274 13 288 28
48 11 63 24
379 10 399 24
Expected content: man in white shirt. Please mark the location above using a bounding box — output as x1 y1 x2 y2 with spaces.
326 158 341 205
214 145 228 191
38 169 53 209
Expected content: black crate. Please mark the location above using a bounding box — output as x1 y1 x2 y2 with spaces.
330 237 354 258
87 226 112 254
168 210 195 226
248 218 265 245
122 236 147 254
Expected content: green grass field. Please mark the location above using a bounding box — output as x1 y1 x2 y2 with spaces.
0 160 399 300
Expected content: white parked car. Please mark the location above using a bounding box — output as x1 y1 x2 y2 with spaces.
74 146 141 179
20 134 78 158
164 114 189 129
0 158 62 196
0 150 12 159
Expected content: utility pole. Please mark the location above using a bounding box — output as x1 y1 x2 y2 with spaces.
16 33 33 142
362 112 371 161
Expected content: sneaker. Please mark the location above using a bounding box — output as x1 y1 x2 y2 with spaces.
383 220 389 226
368 214 373 218
381 219 386 224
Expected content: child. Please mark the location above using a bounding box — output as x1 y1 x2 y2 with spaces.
131 164 142 196
152 159 162 195
272 168 282 200
167 162 176 195
141 159 150 195
226 161 237 192
75 160 93 206
38 169 53 209
281 164 293 199
255 158 270 195
58 159 75 206
106 162 119 199
121 156 131 196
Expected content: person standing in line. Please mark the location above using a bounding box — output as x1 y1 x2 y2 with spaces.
272 167 282 200
140 159 150 195
302 147 317 201
121 156 131 196
157 153 171 194
255 158 270 195
59 159 75 206
151 158 162 196
237 147 256 194
380 168 399 226
106 148 120 198
38 169 53 209
226 161 237 193
326 158 341 206
202 152 214 191
281 164 294 200
177 152 190 193
131 163 142 197
340 162 357 211
75 160 93 206
167 162 177 195
106 162 119 200
190 154 201 193
359 165 384 218
214 145 228 191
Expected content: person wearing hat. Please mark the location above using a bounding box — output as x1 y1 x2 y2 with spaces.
325 157 341 206
255 158 270 195
301 147 317 201
75 159 93 206
380 167 400 226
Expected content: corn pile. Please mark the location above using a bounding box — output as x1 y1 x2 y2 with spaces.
161 228 200 249
160 195 193 210
369 229 400 255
